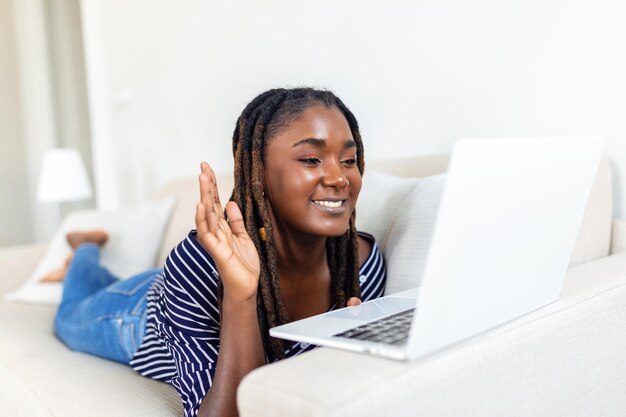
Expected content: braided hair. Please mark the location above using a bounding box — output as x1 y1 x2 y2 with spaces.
224 87 365 361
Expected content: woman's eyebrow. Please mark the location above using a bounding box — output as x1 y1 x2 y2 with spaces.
292 138 357 148
292 138 325 148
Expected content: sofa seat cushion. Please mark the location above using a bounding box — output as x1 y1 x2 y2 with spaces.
0 301 181 417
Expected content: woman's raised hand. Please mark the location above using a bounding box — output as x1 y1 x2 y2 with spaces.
195 162 261 303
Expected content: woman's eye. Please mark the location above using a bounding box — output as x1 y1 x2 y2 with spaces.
342 158 357 166
299 157 322 165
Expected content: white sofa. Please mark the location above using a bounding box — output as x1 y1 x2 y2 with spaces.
1 154 625 417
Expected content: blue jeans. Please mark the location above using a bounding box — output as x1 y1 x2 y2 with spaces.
54 244 161 364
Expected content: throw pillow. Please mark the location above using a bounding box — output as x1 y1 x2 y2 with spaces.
382 174 446 295
355 170 419 247
356 171 446 295
4 197 175 305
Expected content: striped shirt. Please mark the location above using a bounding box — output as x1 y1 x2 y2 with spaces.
130 230 386 416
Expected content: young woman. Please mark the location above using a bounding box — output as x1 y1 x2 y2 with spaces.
54 88 387 417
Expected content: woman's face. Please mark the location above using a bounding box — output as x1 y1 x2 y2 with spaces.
263 105 362 239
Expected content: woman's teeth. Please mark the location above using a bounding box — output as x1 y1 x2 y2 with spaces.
314 200 343 208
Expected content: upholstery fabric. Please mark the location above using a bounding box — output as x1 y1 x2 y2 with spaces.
154 175 233 268
611 218 626 255
5 198 175 304
0 244 46 296
357 172 447 295
238 251 626 417
0 302 182 417
367 154 450 178
0 153 619 417
568 159 613 265
355 170 419 248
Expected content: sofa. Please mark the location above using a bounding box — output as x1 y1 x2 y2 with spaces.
1 154 625 417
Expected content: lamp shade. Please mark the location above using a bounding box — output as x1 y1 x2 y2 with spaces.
37 148 93 202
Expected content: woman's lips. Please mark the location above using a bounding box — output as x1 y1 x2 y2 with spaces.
312 199 347 214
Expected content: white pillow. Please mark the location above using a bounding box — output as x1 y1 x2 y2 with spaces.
356 171 446 295
5 197 175 305
383 174 446 295
356 170 420 246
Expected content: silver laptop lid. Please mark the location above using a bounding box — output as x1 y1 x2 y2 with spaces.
408 137 604 359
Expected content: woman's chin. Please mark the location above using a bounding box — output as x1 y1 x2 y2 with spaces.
314 224 351 238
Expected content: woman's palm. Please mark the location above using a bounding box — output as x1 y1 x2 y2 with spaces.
195 163 260 302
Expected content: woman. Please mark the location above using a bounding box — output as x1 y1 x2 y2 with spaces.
54 87 386 417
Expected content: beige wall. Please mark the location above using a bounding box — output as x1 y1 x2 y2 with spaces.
0 0 33 246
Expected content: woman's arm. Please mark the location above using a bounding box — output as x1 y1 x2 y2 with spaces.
195 162 263 417
198 297 264 417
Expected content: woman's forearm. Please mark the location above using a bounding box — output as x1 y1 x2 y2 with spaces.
198 296 265 417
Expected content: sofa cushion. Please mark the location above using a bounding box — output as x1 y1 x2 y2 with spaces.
356 171 446 295
0 244 47 297
0 301 181 417
569 158 613 265
155 174 234 268
355 171 419 247
239 251 626 417
5 198 175 305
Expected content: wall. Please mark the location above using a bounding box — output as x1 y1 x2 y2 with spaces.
81 0 626 216
46 0 94 212
0 0 93 246
0 0 33 245
47 0 93 185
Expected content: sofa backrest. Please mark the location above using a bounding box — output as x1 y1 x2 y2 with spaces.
154 175 235 267
154 154 613 271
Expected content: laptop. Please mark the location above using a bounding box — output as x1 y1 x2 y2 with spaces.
270 137 605 361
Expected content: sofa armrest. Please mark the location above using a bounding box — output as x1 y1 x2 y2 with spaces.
238 252 626 417
610 218 626 255
0 244 47 296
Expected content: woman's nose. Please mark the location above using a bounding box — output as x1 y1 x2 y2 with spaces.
321 168 350 188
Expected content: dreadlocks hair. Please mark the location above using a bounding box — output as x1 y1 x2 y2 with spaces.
222 87 365 362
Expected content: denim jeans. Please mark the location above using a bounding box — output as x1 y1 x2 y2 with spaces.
54 244 161 364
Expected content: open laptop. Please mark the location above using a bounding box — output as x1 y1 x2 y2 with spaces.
270 137 605 361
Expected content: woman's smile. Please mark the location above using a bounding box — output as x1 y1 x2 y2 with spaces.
311 198 347 214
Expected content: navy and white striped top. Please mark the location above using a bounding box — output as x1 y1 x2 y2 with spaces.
130 230 386 417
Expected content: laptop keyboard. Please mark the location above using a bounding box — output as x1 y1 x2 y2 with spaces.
333 308 415 345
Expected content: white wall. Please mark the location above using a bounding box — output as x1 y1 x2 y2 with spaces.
81 0 626 216
0 0 33 246
8 0 63 243
2 0 94 246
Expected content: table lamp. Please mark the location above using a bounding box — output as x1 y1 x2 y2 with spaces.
37 148 93 205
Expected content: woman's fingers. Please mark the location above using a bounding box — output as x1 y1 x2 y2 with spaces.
199 162 224 235
347 297 362 307
225 201 248 238
200 162 224 220
209 169 224 219
200 176 219 235
195 203 207 234
199 163 213 212
196 202 226 261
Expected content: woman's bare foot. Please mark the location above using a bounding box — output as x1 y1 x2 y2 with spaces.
66 230 109 249
39 230 109 283
40 254 73 283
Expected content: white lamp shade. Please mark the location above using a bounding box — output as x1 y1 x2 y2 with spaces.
37 148 93 202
